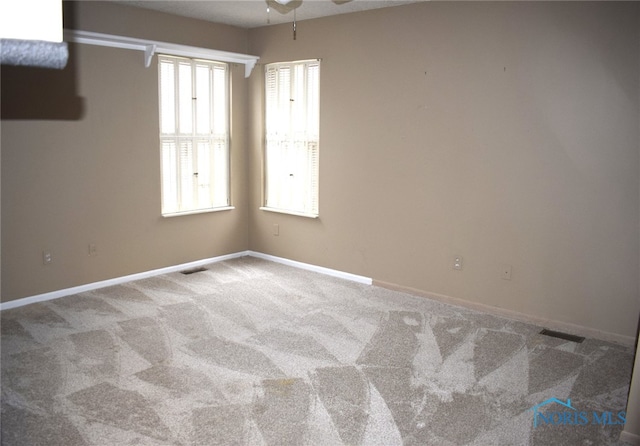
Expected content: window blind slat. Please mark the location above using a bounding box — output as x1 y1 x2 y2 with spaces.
213 65 227 134
178 62 193 135
195 64 211 135
179 139 194 210
159 60 176 134
161 139 178 213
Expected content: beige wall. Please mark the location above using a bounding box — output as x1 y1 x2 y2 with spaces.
1 2 250 301
623 334 640 442
248 2 640 339
626 11 640 439
2 1 639 437
2 1 639 342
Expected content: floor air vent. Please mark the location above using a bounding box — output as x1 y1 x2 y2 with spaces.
180 267 207 275
539 328 585 343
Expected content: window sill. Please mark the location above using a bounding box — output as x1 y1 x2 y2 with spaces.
162 206 235 218
260 207 318 219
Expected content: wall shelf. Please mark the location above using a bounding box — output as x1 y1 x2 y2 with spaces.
64 29 259 77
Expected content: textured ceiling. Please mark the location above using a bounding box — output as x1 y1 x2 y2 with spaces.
115 0 427 29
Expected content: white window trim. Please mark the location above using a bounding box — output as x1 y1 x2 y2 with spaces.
159 55 231 216
162 206 235 218
259 206 319 219
263 59 320 218
64 29 259 77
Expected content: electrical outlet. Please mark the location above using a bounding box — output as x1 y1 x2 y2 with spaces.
501 264 512 280
453 255 463 270
88 244 97 256
273 224 279 236
42 250 52 265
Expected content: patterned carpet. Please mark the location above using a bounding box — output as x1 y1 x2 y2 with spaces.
0 256 635 445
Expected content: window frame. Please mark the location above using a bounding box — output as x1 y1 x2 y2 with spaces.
158 54 233 217
261 59 320 219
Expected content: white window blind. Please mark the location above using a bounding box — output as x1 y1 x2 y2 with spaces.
159 55 230 216
263 60 320 217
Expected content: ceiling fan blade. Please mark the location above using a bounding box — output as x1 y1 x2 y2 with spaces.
266 0 302 14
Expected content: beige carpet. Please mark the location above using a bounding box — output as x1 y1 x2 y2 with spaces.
0 256 635 445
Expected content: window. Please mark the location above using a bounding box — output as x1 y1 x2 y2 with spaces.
263 60 320 217
158 55 230 216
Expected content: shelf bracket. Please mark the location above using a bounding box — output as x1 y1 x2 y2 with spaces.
144 44 157 68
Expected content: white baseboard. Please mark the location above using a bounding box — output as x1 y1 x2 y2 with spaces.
247 251 373 285
373 279 636 347
0 251 634 348
620 431 640 446
0 251 250 311
0 250 371 311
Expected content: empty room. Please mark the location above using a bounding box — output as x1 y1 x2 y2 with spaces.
1 0 639 444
